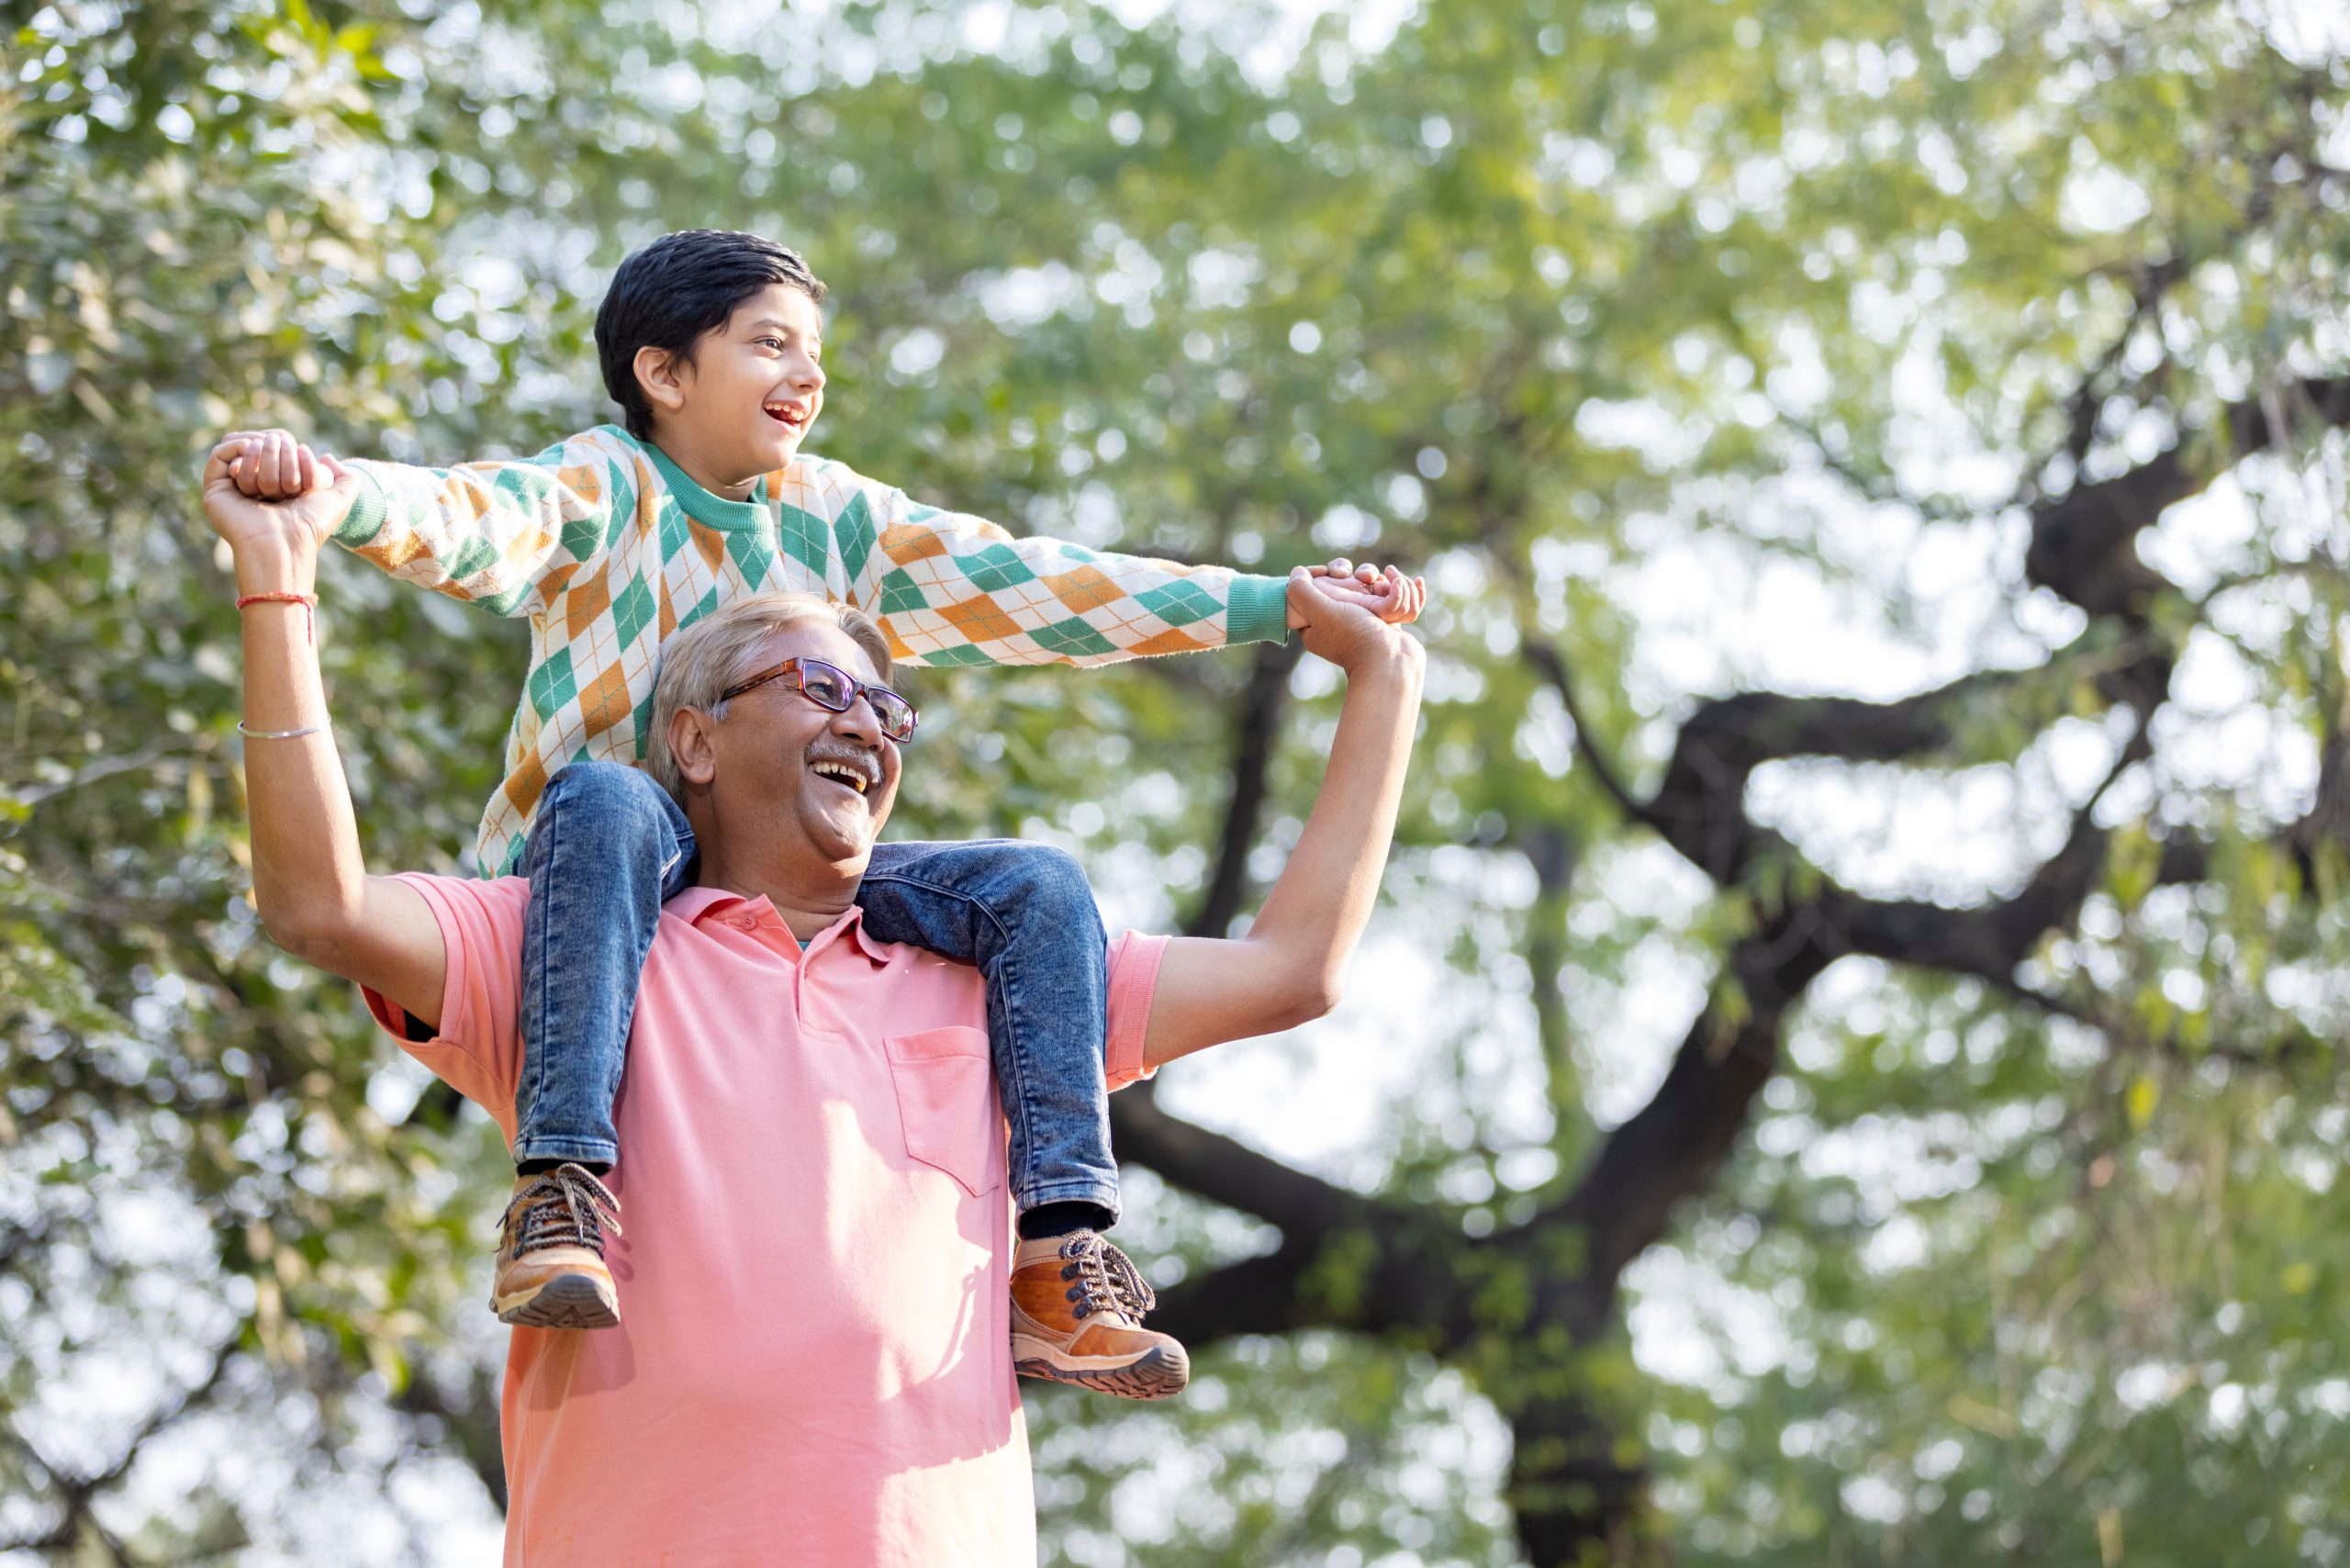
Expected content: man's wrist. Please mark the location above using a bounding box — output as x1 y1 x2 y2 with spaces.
231 542 321 598
1334 633 1426 688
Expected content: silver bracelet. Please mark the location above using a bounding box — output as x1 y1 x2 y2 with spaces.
238 721 329 740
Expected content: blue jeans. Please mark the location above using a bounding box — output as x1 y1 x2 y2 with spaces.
513 761 1120 1219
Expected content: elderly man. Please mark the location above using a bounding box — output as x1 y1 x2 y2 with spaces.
206 449 1425 1563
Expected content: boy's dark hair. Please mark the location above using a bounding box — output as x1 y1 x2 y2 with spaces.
594 230 828 439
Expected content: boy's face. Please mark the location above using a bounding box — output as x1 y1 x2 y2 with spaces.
655 282 826 476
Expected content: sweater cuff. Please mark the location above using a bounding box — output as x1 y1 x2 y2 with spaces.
332 469 390 546
1225 573 1291 647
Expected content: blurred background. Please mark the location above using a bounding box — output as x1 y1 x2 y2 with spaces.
5 0 2350 1562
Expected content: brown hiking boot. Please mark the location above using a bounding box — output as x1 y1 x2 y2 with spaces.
492 1164 623 1329
1010 1229 1189 1400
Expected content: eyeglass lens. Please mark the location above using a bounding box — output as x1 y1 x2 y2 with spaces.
802 661 915 740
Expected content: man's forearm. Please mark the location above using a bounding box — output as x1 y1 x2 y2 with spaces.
1247 639 1425 992
1141 633 1426 1066
233 543 371 948
203 445 451 1019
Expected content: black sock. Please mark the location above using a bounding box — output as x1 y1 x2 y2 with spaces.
516 1158 610 1178
1019 1201 1113 1240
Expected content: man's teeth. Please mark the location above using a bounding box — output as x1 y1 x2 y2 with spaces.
811 758 873 794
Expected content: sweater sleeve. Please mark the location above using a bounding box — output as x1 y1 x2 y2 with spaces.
829 467 1291 668
330 431 641 618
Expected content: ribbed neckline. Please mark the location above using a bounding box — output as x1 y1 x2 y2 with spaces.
610 426 771 532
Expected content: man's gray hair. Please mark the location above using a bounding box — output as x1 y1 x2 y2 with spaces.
644 591 896 803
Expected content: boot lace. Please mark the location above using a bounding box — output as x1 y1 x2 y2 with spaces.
1058 1231 1157 1323
499 1164 623 1258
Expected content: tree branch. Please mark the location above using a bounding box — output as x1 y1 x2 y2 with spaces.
1 1330 241 1552
1523 733 2139 1301
1531 912 1831 1293
1108 1089 1380 1238
2024 375 2350 618
1519 637 1656 830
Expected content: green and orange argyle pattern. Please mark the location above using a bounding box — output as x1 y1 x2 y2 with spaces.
335 424 1289 874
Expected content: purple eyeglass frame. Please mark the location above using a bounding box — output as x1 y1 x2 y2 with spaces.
719 656 918 741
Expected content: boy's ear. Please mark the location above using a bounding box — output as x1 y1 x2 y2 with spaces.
633 344 692 419
669 706 720 788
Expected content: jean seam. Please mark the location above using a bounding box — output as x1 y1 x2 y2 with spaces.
519 790 565 1155
991 950 1040 1188
512 1134 621 1164
1015 1177 1122 1215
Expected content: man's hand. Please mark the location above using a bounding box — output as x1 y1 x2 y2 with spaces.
1287 557 1427 629
201 437 362 589
1285 566 1427 674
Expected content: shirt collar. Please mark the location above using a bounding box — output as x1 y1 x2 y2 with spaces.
670 885 894 965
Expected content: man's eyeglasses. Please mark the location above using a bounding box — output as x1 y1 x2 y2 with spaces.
720 656 919 742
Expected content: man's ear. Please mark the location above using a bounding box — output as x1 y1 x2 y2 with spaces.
634 344 692 419
668 707 720 788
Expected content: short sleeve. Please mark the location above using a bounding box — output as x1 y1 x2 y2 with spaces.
359 873 532 1138
1102 931 1169 1092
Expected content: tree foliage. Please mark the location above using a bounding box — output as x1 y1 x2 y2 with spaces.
5 0 2348 1563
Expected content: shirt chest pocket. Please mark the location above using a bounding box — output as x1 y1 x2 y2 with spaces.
882 1027 1004 1199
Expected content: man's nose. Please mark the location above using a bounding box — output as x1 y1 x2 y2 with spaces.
794 353 825 395
829 699 882 745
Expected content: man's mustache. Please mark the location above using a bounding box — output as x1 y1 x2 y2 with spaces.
802 738 885 791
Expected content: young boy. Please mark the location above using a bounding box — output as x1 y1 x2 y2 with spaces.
224 229 1422 1400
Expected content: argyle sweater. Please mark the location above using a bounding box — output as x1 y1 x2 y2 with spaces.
334 425 1290 875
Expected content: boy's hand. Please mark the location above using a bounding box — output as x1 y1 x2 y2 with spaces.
1285 566 1427 676
1286 558 1427 629
201 438 362 588
219 429 337 500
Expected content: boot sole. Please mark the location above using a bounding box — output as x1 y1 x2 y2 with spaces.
1013 1338 1189 1400
495 1271 621 1330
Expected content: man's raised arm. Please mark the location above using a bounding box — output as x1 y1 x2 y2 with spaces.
1140 570 1427 1068
201 442 451 1025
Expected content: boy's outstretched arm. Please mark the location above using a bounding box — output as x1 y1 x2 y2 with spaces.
200 441 451 1025
842 472 1422 669
218 427 631 617
1138 571 1427 1067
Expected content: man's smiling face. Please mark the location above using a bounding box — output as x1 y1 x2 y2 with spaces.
669 282 827 477
701 621 901 875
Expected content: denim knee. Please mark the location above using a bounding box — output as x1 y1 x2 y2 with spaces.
538 761 668 838
970 844 1107 945
543 760 667 822
998 843 1093 913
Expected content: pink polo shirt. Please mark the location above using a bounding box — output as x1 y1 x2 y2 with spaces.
364 874 1166 1567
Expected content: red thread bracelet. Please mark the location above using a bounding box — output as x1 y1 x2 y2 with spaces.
237 591 319 644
